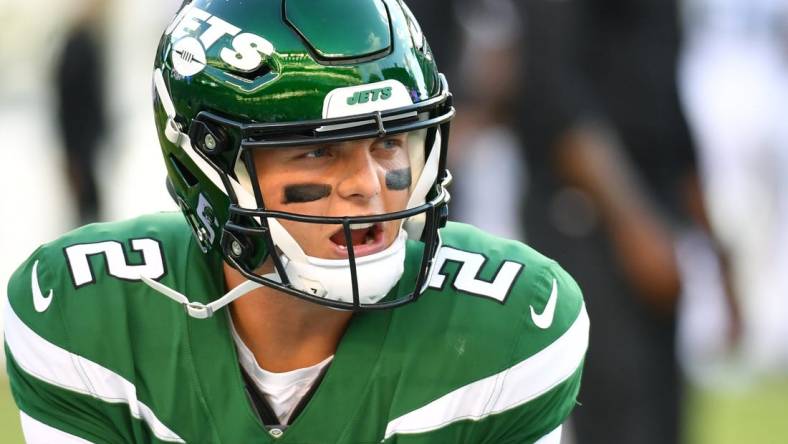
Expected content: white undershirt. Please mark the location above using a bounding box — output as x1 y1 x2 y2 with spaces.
229 321 333 425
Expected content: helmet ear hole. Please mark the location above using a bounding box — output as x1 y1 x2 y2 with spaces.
168 155 199 188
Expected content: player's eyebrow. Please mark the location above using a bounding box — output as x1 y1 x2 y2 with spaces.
385 168 412 191
283 184 332 204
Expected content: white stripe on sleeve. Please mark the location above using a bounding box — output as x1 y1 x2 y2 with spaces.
534 425 563 444
4 303 184 443
20 411 93 444
384 305 588 440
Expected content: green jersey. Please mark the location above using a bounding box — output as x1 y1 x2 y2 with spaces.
4 213 588 443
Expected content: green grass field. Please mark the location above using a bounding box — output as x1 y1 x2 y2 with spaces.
0 375 786 443
0 376 23 444
684 376 788 444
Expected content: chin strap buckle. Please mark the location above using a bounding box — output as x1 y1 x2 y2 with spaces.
184 301 213 319
140 275 263 320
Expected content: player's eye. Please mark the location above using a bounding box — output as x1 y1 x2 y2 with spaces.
376 137 405 151
303 146 331 159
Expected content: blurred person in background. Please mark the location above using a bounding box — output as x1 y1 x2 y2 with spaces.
515 0 727 442
679 0 788 379
0 0 180 441
449 0 527 241
54 0 108 225
408 0 527 241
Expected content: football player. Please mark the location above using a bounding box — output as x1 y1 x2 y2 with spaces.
4 1 588 443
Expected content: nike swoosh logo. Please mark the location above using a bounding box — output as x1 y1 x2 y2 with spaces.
530 279 558 329
31 260 53 313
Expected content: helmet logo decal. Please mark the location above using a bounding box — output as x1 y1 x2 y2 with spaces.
167 5 275 77
172 37 207 77
323 80 413 119
197 193 219 244
346 87 393 106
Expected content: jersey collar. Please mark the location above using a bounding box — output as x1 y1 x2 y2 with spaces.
184 241 394 442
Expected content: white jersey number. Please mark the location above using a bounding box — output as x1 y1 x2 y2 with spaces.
428 247 523 303
64 239 166 287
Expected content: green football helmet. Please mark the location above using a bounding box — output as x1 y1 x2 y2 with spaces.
150 0 454 313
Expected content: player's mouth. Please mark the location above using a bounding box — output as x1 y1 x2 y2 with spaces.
329 222 386 258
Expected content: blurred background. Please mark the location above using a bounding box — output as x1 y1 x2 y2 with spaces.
1 0 787 442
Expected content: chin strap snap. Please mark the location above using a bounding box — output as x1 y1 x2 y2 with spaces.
141 276 263 319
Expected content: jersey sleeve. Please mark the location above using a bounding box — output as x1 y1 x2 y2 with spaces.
486 260 588 443
3 238 187 444
484 261 589 443
382 248 588 444
4 247 129 443
4 215 204 444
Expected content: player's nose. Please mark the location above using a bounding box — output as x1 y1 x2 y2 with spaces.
335 143 382 202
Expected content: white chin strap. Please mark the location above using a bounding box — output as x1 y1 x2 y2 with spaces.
264 225 408 304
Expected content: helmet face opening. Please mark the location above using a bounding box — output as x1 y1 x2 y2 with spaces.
210 80 452 310
153 0 454 310
222 195 448 310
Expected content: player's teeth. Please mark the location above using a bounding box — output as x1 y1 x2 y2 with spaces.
337 244 347 250
349 223 374 230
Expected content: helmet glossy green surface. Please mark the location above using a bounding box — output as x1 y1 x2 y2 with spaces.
155 0 438 123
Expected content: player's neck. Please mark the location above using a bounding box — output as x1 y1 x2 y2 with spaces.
223 263 353 373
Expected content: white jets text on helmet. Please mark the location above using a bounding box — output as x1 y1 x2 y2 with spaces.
167 4 275 77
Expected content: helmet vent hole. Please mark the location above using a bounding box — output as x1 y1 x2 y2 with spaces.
230 63 274 82
169 154 199 188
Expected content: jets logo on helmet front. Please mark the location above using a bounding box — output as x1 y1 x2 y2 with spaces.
346 87 393 106
166 4 275 77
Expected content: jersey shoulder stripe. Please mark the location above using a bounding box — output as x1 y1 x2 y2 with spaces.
383 303 588 440
3 297 184 443
20 411 97 444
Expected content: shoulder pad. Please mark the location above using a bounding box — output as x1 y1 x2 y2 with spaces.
4 213 201 358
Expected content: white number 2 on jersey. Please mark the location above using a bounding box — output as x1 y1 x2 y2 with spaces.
428 247 523 303
64 239 166 287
